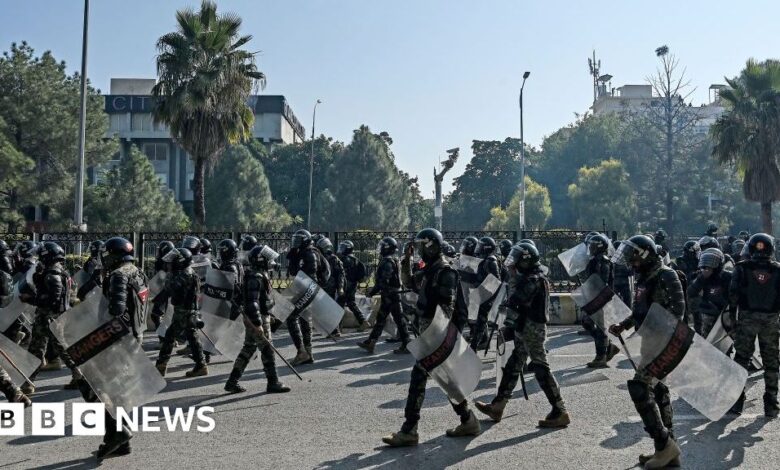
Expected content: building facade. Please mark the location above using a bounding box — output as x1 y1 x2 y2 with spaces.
98 78 305 209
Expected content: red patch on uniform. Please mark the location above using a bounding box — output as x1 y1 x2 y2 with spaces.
755 271 770 284
137 287 149 303
635 286 647 302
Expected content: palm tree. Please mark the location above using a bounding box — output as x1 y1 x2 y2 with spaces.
152 0 265 228
712 59 780 234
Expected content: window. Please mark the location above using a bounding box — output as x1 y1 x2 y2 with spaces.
143 143 169 161
109 152 121 161
188 172 195 190
131 113 153 131
109 113 128 132
156 173 168 186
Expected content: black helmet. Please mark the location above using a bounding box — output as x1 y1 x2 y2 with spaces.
0 240 9 255
316 236 334 255
460 236 479 256
157 241 175 260
442 242 457 258
181 235 201 252
199 238 212 254
498 239 513 258
732 239 746 257
101 237 134 270
247 245 279 270
39 242 65 266
706 223 718 236
697 236 720 251
583 231 599 243
476 237 497 258
241 234 258 251
337 240 354 256
612 235 659 271
588 233 610 256
378 237 398 257
654 229 668 244
747 233 774 260
165 247 193 270
89 240 104 258
682 240 701 258
291 230 312 249
218 239 238 262
519 238 536 247
414 228 444 263
738 230 750 241
14 241 37 259
507 242 540 271
698 248 724 270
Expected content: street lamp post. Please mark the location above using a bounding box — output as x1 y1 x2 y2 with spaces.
518 71 530 231
73 0 90 236
307 99 321 230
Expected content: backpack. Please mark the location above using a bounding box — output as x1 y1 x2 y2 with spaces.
315 249 331 286
350 257 368 283
121 264 149 340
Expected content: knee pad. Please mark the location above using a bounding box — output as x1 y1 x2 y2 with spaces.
627 379 651 403
653 382 670 406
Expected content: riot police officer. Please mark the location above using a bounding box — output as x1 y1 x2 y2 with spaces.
459 236 478 257
150 241 175 336
337 240 371 331
317 237 345 336
357 237 410 354
154 248 207 378
729 233 780 417
609 235 685 469
76 240 104 301
612 240 633 309
468 237 501 351
225 245 291 395
475 242 570 428
216 239 244 318
199 238 219 269
7 240 38 344
675 240 701 331
689 248 733 337
181 235 201 254
382 228 480 447
0 241 31 406
582 234 620 368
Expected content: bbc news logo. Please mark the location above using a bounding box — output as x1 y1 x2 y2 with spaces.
0 403 215 436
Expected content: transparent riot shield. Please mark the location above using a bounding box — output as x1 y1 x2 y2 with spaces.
495 334 514 395
271 290 295 323
0 332 41 386
0 282 35 332
466 274 502 321
557 243 589 277
635 303 748 421
191 254 211 283
285 272 345 335
72 269 91 290
570 274 632 346
148 271 167 300
199 268 244 360
456 254 482 310
407 308 481 403
50 292 166 416
706 313 763 370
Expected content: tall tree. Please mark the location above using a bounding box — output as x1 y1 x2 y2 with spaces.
0 42 116 230
152 0 264 228
712 59 780 234
84 146 189 230
567 159 636 235
205 144 295 230
0 116 34 229
483 176 551 231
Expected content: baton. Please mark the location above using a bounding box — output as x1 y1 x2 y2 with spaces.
0 346 34 385
242 316 306 382
615 333 637 371
496 332 528 400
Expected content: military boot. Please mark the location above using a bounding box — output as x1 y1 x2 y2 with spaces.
97 427 132 461
20 382 35 395
357 339 377 354
41 357 63 371
445 411 481 437
605 343 620 363
11 390 31 407
224 369 246 394
639 454 680 467
155 362 167 377
185 363 208 378
538 407 571 428
382 425 419 447
729 392 746 415
764 393 779 418
265 367 291 394
643 438 681 470
586 355 608 368
357 320 371 332
290 349 312 366
63 378 81 390
303 346 314 364
475 398 508 422
393 343 411 355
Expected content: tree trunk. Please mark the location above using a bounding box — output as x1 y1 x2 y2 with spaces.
7 189 18 233
761 201 773 235
193 156 206 229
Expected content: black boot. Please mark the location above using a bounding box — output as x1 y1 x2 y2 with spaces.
729 391 746 415
224 368 246 394
764 393 779 418
97 426 132 461
265 367 291 394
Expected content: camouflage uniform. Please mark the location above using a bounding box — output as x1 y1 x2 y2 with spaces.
580 255 615 359
0 366 20 401
729 258 780 414
155 267 204 368
367 255 409 345
337 253 368 324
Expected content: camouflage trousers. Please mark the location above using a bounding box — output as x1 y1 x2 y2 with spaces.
369 297 409 343
497 320 565 410
581 314 611 357
401 316 472 433
28 309 78 380
733 311 779 405
0 365 19 401
230 319 278 384
700 313 718 339
286 312 312 352
337 285 366 324
157 308 204 366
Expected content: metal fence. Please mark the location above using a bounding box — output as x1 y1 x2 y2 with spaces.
0 229 610 292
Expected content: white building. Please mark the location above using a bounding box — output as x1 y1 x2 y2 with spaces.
98 78 306 210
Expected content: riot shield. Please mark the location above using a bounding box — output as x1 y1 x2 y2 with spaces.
705 313 763 370
0 282 35 332
557 243 589 277
456 254 482 310
407 308 481 403
570 274 632 345
635 303 748 421
466 274 502 321
148 271 167 299
285 272 344 335
50 292 166 416
72 269 91 290
271 290 295 323
495 334 513 395
199 268 245 360
0 332 41 386
191 254 211 283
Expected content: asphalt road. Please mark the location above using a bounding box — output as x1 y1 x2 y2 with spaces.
1 326 777 470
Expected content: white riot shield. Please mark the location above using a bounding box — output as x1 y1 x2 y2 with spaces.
72 269 91 289
148 271 167 299
558 243 589 277
635 303 748 421
486 283 507 327
0 282 36 332
706 313 763 370
191 254 211 283
199 268 244 360
456 254 482 311
401 291 418 309
570 274 632 346
466 274 502 321
271 290 295 323
285 272 345 335
495 335 514 395
50 292 165 416
0 332 41 386
407 308 481 403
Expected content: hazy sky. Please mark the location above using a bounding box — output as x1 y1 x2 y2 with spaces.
3 0 780 196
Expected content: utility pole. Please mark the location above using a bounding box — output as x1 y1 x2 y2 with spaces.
73 0 90 235
518 71 530 230
307 99 321 230
433 147 459 231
